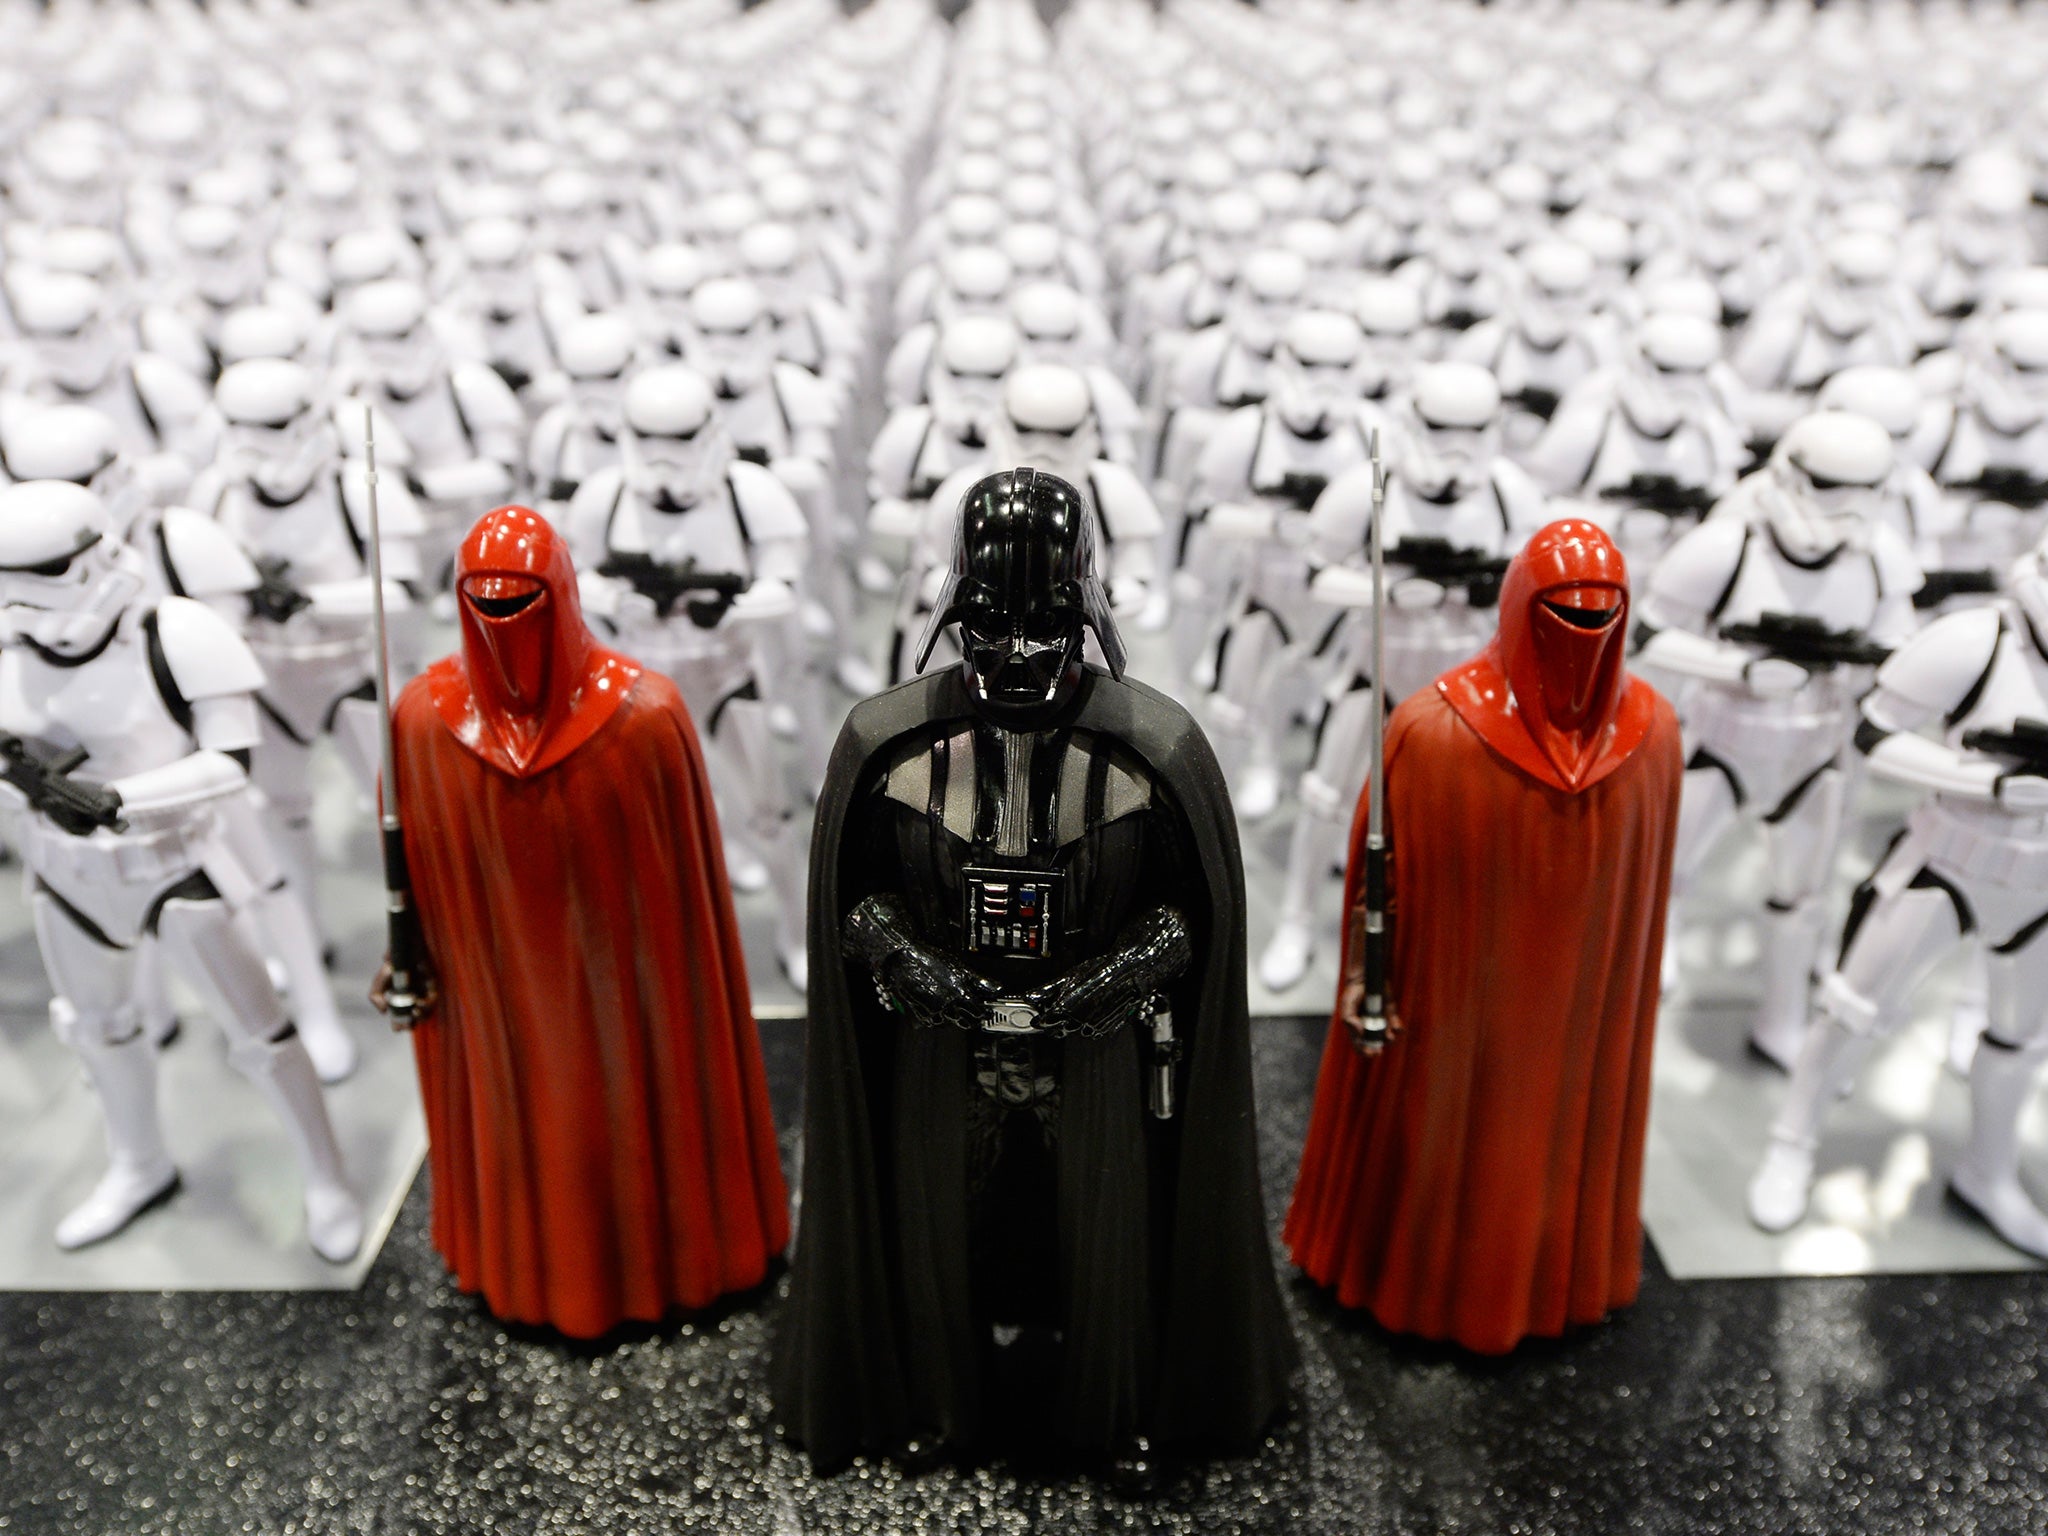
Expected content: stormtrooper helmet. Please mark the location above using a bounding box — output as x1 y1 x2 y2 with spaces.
216 359 331 505
687 278 776 399
929 316 1019 446
343 279 437 399
623 365 726 509
1517 239 1597 351
991 364 1102 486
1768 411 1893 560
0 481 144 657
1624 313 1721 439
1973 310 2048 436
1272 310 1368 437
12 271 117 395
1403 362 1504 500
555 313 635 439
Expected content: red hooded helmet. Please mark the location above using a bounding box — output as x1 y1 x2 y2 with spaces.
431 506 639 776
1441 519 1654 793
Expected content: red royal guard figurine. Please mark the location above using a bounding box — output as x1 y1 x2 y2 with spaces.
375 505 788 1338
1286 518 1682 1354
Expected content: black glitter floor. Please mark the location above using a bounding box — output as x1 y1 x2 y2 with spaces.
5 1015 2048 1535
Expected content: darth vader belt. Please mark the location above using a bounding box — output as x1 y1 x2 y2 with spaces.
983 999 1040 1035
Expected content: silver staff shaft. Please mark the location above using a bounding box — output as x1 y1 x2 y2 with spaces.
362 404 424 1028
1354 427 1393 1053
363 405 399 814
1367 428 1387 849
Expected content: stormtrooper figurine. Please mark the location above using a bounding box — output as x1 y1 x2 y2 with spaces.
190 359 424 919
1180 311 1389 815
1454 238 1610 444
682 276 876 697
1009 281 1138 466
1747 528 2048 1260
0 480 362 1260
1526 312 1750 570
527 311 633 519
1921 310 2048 527
436 216 562 398
0 403 357 1081
1257 361 1551 989
1148 248 1311 512
888 364 1162 684
2 270 211 471
333 278 520 586
1634 413 1924 1068
567 365 814 986
1735 232 1924 451
869 316 1019 581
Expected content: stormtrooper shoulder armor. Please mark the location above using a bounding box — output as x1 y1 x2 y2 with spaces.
1646 516 1749 618
1873 606 2003 716
341 461 428 539
156 508 259 598
867 406 935 495
151 595 265 701
131 352 211 430
1086 460 1164 541
727 460 810 542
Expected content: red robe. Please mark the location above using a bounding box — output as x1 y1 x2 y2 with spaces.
1286 519 1681 1354
395 508 787 1338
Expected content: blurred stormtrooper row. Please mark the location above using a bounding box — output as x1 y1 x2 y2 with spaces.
1037 0 2048 1260
0 0 949 1258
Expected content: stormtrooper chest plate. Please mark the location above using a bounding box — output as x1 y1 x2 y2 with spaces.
1250 413 1368 510
0 627 192 781
216 476 362 586
1720 532 1883 634
611 487 751 579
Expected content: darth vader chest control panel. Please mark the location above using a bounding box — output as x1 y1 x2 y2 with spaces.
963 867 1063 960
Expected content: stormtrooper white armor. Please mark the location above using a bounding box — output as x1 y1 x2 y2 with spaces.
0 481 361 1261
1394 184 1514 339
1453 238 1610 444
437 216 560 398
683 276 873 696
1180 311 1391 815
332 278 519 586
1008 281 1137 465
3 270 211 471
1257 362 1551 990
567 366 814 986
736 222 864 406
527 311 633 517
869 317 1019 576
892 244 1016 335
191 359 423 924
1748 533 2048 1261
1147 248 1310 510
1735 232 1925 450
0 403 356 1079
1635 413 1925 1068
1816 366 1966 574
886 364 1162 684
1921 310 2048 524
1526 312 1749 569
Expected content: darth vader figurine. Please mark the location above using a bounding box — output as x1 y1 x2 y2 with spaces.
775 468 1293 1480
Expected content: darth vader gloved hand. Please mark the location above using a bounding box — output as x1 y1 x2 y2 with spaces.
845 893 1002 1031
1027 906 1192 1039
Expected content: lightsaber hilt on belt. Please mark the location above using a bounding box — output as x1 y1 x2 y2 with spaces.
1354 427 1393 1053
363 404 425 1030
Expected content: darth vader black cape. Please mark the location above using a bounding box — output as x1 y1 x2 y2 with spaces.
772 664 1295 1467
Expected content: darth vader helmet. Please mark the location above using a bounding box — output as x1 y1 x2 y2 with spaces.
917 467 1125 721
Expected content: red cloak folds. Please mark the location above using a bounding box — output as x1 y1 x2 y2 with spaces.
393 507 788 1339
1285 519 1681 1354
